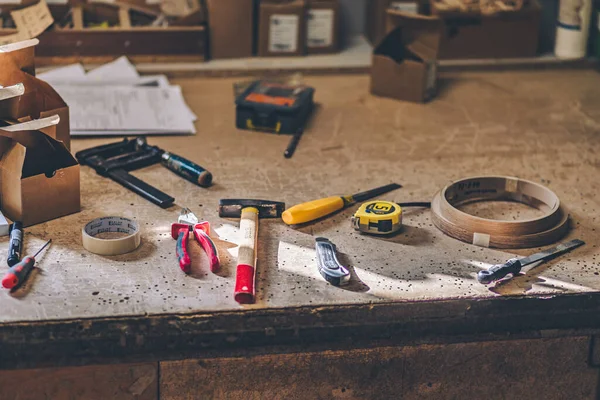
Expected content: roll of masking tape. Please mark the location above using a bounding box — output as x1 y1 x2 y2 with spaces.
82 217 141 256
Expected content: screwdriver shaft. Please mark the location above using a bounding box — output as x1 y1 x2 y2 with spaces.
33 239 52 258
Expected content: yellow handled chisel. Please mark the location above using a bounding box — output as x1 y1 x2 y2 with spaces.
282 183 402 225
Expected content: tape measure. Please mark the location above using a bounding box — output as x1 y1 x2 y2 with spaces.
351 200 403 235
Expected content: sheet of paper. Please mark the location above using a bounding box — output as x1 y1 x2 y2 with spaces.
37 64 88 82
37 57 197 136
11 0 53 39
54 86 196 135
161 0 199 17
85 56 140 82
38 64 170 88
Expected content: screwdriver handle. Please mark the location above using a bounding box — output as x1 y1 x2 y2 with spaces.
7 221 23 267
282 196 345 225
172 224 191 274
2 256 35 289
161 152 213 187
477 259 522 284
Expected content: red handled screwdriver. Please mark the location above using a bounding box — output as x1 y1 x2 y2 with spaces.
2 239 51 289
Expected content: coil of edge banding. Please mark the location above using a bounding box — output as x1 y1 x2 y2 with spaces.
431 176 570 248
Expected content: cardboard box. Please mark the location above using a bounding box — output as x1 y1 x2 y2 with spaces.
365 0 426 45
0 39 37 76
0 42 70 150
370 11 442 103
258 0 306 57
306 0 339 54
438 1 541 59
0 116 80 227
206 0 254 59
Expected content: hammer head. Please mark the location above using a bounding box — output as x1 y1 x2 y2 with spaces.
219 199 285 218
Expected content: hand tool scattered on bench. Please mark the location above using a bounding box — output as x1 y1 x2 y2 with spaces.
477 239 585 284
283 127 304 159
219 199 285 304
2 239 51 289
7 221 23 267
282 183 402 226
171 208 220 274
352 201 431 235
315 237 350 286
76 137 213 208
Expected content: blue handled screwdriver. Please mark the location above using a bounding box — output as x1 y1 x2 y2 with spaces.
2 239 51 289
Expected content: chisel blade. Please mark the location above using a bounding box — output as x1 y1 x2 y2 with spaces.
350 183 402 204
520 239 585 269
477 239 585 284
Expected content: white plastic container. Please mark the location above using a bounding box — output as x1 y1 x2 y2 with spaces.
555 0 593 58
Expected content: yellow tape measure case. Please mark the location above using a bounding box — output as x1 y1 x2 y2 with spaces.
352 201 403 235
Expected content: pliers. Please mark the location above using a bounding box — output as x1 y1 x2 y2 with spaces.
171 208 220 274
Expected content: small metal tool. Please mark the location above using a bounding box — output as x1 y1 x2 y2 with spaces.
315 237 350 286
171 208 220 274
477 239 585 284
2 239 51 289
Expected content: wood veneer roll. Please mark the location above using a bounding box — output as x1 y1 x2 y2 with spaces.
431 176 570 248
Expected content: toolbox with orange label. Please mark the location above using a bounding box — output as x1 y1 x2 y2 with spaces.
235 80 315 134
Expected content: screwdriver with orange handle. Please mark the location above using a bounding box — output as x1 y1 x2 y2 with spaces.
282 183 402 225
2 239 51 289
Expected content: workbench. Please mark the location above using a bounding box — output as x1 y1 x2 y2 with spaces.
1 69 600 399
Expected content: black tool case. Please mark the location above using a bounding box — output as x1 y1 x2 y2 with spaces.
235 80 315 134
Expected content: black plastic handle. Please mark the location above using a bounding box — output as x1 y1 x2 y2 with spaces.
477 259 522 284
7 222 23 267
108 169 174 208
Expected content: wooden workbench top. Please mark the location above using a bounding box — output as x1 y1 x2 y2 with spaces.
1 70 600 369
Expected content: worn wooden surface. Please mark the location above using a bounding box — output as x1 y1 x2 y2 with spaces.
1 337 596 399
160 337 598 400
0 362 157 400
0 70 599 366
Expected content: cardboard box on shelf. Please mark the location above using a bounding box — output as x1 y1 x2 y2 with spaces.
306 0 339 54
0 42 70 150
438 0 542 59
365 0 426 45
370 10 443 103
206 0 254 59
0 116 80 227
258 0 306 57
